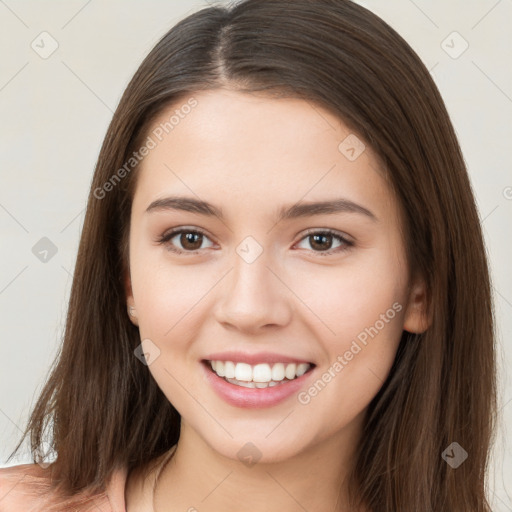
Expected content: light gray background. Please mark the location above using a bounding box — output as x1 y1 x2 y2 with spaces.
1 0 511 509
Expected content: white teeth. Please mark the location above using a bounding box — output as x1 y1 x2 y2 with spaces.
296 363 309 377
285 364 296 380
253 363 272 382
225 361 235 379
235 362 252 382
271 363 285 381
224 377 287 388
225 377 258 388
218 361 224 376
208 360 312 383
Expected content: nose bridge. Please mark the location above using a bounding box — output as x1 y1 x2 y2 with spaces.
214 238 292 330
232 244 272 296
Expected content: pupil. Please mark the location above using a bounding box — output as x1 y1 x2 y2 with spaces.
311 234 331 251
181 232 202 250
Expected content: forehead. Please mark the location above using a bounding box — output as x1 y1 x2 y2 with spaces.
133 88 395 220
145 88 370 160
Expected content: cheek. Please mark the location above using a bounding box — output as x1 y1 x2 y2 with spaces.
132 266 207 337
294 249 407 416
129 237 221 345
295 267 405 426
290 249 406 341
129 256 212 404
289 245 407 401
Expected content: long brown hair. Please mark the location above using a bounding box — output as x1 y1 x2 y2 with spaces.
8 1 497 510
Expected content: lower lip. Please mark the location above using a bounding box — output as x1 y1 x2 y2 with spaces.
201 361 316 408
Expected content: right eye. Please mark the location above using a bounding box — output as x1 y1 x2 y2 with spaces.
157 227 215 254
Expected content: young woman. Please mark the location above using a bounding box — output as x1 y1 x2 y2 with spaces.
0 0 497 511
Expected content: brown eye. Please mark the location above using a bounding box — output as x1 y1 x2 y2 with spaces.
295 229 353 255
309 233 334 251
178 232 203 250
158 228 214 254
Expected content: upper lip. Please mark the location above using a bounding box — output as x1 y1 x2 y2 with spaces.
203 351 315 366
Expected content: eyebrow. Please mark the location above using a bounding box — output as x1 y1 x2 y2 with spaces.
145 196 378 222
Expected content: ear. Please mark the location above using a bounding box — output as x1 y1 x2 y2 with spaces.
403 276 431 334
124 268 139 327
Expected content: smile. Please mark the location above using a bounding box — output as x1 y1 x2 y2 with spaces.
208 360 313 388
201 359 316 408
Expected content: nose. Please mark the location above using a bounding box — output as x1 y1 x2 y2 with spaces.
213 249 293 334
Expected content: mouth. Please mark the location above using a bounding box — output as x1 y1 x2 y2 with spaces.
201 359 316 389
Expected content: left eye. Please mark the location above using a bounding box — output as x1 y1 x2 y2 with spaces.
294 229 353 255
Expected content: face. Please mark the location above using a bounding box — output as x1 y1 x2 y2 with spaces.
125 88 428 463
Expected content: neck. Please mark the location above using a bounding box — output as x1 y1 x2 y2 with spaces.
151 413 366 512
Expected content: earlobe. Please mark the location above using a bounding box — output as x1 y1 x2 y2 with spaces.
127 304 138 326
402 277 431 334
124 270 139 326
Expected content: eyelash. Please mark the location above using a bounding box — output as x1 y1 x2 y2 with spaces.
156 227 354 256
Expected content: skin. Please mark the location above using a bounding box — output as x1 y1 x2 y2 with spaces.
124 88 430 511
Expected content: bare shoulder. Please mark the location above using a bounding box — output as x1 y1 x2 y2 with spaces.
0 463 52 511
0 463 114 512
